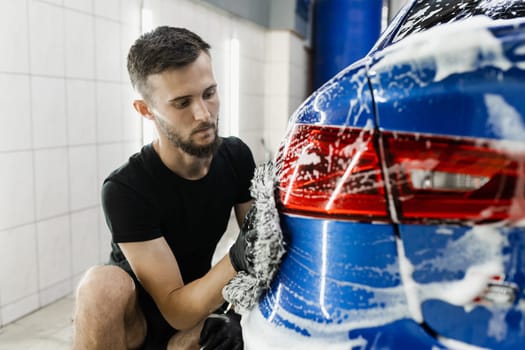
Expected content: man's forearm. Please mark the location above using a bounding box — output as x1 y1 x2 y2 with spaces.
159 254 236 330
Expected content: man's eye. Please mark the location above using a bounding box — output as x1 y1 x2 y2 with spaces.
204 89 216 99
175 100 190 109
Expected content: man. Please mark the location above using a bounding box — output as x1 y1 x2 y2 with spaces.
73 26 256 350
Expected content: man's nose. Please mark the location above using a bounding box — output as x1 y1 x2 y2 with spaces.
193 99 211 121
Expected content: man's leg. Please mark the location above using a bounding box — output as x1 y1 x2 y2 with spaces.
73 265 147 350
166 321 204 350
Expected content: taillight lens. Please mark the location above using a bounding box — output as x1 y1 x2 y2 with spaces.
276 124 525 223
383 132 525 223
276 124 388 220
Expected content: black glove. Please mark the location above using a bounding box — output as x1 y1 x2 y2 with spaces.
229 205 258 273
199 311 243 350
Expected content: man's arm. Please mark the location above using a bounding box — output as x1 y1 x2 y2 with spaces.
119 238 236 331
234 199 253 228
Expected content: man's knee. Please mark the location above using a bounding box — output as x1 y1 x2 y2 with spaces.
76 265 136 313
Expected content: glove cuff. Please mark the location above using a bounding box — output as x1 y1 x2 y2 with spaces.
229 243 246 272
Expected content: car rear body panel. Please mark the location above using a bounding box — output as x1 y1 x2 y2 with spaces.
368 16 525 349
369 17 525 139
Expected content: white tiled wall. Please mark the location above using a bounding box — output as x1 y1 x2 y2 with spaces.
0 0 142 326
264 30 310 156
0 0 309 328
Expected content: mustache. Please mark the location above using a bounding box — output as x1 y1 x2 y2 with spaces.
192 122 216 134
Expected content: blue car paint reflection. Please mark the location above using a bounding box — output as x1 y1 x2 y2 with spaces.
260 216 401 325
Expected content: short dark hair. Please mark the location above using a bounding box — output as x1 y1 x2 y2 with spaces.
127 26 211 99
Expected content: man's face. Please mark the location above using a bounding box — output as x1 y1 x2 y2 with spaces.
146 52 221 157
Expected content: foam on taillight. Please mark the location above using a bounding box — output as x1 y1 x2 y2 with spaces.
382 132 525 223
276 124 525 224
276 124 388 220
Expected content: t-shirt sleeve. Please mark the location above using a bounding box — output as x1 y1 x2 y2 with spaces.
233 138 256 203
101 179 163 243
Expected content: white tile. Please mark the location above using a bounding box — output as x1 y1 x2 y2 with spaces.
0 0 29 73
266 31 290 63
239 95 264 132
0 151 35 231
95 18 121 81
189 1 212 39
42 0 64 5
0 74 32 152
120 24 140 83
31 77 67 149
96 82 122 143
290 64 308 100
69 146 98 210
34 149 69 220
40 279 72 307
94 0 120 21
64 0 93 13
161 0 195 29
37 216 72 289
122 84 142 141
264 95 290 131
0 225 38 306
121 0 141 25
97 143 123 185
71 208 99 274
290 34 308 67
265 62 290 96
0 294 39 325
198 5 227 51
240 58 265 96
29 1 65 77
67 79 96 145
65 9 95 79
238 22 265 61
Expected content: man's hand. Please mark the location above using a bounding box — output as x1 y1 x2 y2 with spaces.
198 311 243 350
229 205 257 273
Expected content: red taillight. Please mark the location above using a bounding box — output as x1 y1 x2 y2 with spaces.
276 124 525 223
383 132 525 223
276 124 388 220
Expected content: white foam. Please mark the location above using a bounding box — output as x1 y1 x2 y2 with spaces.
373 16 521 84
485 94 525 142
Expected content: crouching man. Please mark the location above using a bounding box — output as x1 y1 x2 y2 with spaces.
73 26 256 350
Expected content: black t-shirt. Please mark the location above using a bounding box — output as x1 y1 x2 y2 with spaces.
102 136 255 284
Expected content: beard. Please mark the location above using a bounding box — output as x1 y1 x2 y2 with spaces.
155 114 222 158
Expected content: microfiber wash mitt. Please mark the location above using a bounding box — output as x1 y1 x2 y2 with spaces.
223 161 286 312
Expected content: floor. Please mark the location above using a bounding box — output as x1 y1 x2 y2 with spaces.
0 295 74 350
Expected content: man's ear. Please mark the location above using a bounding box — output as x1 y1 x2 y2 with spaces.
133 100 155 120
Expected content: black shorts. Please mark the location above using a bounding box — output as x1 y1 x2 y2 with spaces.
108 257 177 350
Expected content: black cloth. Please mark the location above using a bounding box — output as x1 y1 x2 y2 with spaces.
102 136 255 349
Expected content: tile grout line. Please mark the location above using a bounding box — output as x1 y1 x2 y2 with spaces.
26 0 43 314
94 0 103 264
0 205 102 234
63 0 75 298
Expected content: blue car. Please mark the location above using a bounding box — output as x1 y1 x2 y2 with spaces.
242 0 525 349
